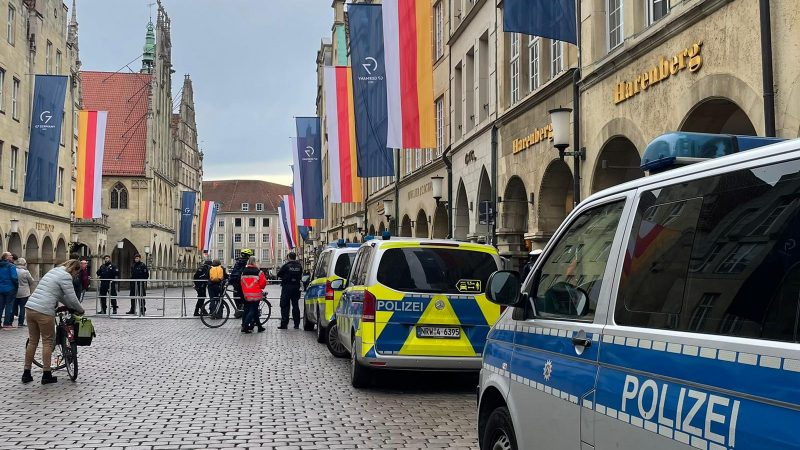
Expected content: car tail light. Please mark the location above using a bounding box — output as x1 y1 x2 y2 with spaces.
362 290 376 322
325 280 334 301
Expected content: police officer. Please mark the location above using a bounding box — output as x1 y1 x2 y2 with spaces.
192 259 211 316
229 248 253 314
276 252 303 330
127 254 149 315
96 255 119 314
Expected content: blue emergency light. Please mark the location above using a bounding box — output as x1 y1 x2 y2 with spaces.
641 132 785 174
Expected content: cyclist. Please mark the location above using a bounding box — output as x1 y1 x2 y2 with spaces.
207 259 228 317
228 248 253 312
240 256 267 333
22 259 85 384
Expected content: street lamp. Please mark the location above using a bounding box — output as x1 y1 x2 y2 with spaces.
356 216 365 239
5 218 19 239
431 176 446 206
382 198 394 235
549 107 585 205
340 218 345 241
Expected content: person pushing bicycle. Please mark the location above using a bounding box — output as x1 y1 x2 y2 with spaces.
228 248 252 313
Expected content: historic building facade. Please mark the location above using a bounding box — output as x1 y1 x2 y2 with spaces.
0 0 79 277
202 180 291 274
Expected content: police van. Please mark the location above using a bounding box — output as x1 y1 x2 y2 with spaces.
302 241 359 353
330 238 503 387
478 133 800 450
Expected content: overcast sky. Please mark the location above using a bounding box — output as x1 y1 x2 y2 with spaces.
78 0 331 186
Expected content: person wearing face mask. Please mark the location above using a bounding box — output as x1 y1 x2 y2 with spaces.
96 255 119 314
127 254 149 315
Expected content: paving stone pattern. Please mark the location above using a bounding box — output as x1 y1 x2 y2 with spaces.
0 286 479 449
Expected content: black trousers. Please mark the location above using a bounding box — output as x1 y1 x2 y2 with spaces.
99 283 118 312
129 281 147 313
280 286 301 327
194 285 207 312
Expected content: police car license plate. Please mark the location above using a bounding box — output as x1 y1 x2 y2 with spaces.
416 326 461 339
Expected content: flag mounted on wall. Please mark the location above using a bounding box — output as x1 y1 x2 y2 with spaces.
179 191 197 247
324 66 363 203
295 117 325 219
24 75 69 202
75 110 108 219
382 0 436 149
278 195 298 250
197 200 217 252
347 4 395 177
503 0 578 44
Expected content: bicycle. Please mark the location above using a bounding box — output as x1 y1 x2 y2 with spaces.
24 306 79 381
200 281 272 328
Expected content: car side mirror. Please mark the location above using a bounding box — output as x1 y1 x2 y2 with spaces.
485 270 523 307
330 278 347 291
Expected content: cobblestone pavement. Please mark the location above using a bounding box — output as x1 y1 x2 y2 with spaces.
0 286 480 449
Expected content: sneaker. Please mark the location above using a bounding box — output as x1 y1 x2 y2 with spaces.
277 325 288 330
21 370 33 384
125 311 135 315
257 326 266 333
41 371 58 385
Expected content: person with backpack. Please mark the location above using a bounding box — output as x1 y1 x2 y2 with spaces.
0 251 19 329
276 252 303 330
127 254 149 315
240 256 267 333
207 259 227 317
96 255 119 314
193 259 211 316
228 248 253 313
13 258 36 327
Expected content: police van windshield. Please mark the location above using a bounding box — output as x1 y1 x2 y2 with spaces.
376 247 498 294
334 253 356 278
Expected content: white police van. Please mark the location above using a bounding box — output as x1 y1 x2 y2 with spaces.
478 133 800 450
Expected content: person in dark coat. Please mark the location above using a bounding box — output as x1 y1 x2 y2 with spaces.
276 252 303 330
228 248 252 312
193 260 211 316
96 255 119 314
127 254 149 315
207 259 228 318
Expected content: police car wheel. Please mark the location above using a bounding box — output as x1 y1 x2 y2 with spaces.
350 336 371 388
326 321 348 358
316 308 326 343
481 407 517 450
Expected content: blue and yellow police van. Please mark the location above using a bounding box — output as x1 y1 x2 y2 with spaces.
330 237 503 387
302 241 359 355
477 133 800 450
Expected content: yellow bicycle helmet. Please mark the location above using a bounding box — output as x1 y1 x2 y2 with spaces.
241 248 254 257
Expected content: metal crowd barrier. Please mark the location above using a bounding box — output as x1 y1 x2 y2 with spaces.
83 278 255 319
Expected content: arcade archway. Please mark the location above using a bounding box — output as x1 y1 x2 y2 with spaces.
539 160 574 234
592 136 644 193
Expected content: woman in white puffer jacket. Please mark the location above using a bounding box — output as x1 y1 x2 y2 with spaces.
22 260 85 385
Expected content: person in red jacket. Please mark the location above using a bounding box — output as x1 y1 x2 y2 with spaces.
240 256 267 334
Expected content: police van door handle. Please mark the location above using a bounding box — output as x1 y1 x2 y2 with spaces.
571 336 592 348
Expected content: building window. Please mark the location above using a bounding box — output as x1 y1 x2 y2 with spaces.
256 203 264 212
426 148 433 164
262 218 269 227
528 37 540 91
7 5 14 45
218 219 224 227
435 96 444 157
0 141 3 187
405 149 412 175
434 2 444 60
60 110 65 146
217 249 224 260
248 217 256 227
688 293 719 331
11 78 19 119
247 233 255 243
241 202 249 211
234 218 242 227
415 148 422 170
509 34 520 104
214 203 220 210
262 233 269 243
55 50 62 75
110 182 128 209
0 68 4 112
752 198 793 235
716 243 763 274
234 249 241 259
234 233 242 243
607 0 624 51
646 0 669 26
261 249 269 261
46 41 52 74
551 40 563 77
9 146 17 191
57 167 64 204
218 234 224 243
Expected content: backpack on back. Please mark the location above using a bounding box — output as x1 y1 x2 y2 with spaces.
209 266 224 283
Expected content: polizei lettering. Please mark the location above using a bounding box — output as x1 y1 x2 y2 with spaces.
620 375 740 447
377 300 423 312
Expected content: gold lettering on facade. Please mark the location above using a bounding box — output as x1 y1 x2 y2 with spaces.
614 41 703 105
35 222 55 232
512 123 553 155
408 181 433 200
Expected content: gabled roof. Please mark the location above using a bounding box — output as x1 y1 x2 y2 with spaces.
80 71 152 176
202 180 292 214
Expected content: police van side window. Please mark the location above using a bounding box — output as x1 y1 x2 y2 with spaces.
349 247 372 286
314 253 330 279
616 158 800 343
334 253 355 279
528 200 625 321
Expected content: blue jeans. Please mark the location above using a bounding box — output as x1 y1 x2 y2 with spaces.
242 301 259 330
14 297 28 325
0 291 16 326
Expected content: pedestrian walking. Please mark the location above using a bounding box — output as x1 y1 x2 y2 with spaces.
13 258 36 327
96 255 119 314
276 252 303 330
22 259 85 385
240 256 267 333
127 254 149 315
73 260 90 301
228 248 252 312
193 259 211 316
207 259 227 317
0 251 19 329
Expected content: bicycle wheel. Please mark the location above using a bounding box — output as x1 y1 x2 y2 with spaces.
63 342 78 381
258 298 272 326
25 338 67 370
200 298 230 328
